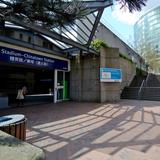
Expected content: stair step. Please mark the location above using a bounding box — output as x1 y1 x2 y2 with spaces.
146 146 160 160
121 74 160 101
76 150 112 160
112 148 146 160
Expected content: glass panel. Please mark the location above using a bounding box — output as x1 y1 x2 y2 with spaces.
57 71 63 86
57 88 63 100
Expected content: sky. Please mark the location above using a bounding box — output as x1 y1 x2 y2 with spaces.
101 0 159 46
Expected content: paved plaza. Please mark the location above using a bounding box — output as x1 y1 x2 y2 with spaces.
0 100 160 160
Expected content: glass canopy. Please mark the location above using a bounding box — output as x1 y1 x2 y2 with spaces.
0 0 113 55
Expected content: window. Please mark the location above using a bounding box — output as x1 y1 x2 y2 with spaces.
43 41 48 48
19 33 23 40
28 36 31 43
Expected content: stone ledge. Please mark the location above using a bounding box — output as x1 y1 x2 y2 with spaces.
0 131 45 160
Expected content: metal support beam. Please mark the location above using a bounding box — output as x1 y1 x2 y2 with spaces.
64 46 97 55
68 0 113 9
72 23 89 39
6 16 96 53
87 9 104 46
67 25 88 43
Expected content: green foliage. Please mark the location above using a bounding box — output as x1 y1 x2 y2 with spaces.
116 0 147 12
143 50 160 73
138 42 160 73
119 53 134 64
91 39 108 52
1 0 89 28
136 67 147 76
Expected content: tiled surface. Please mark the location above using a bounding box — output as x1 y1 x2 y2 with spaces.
0 100 160 160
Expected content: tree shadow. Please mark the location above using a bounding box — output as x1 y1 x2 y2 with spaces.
1 100 160 160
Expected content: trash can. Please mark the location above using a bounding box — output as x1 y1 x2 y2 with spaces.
0 114 27 141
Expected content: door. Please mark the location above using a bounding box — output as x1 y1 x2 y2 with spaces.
54 70 69 103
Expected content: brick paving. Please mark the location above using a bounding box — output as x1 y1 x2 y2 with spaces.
0 100 160 160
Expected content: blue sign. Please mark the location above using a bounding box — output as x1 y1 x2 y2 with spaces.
100 68 122 82
0 46 69 70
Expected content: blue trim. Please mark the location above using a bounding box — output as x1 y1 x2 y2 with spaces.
0 46 68 70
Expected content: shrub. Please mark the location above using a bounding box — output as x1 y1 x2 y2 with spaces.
91 39 108 52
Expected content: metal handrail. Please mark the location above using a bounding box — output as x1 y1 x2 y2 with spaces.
145 73 150 87
138 80 145 98
138 73 150 98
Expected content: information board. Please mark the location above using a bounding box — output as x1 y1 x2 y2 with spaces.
0 46 69 70
100 68 122 82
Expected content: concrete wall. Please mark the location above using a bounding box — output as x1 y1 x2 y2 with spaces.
70 54 100 102
70 47 136 103
95 23 142 69
100 47 136 102
95 24 133 55
120 57 136 90
100 47 121 102
70 48 136 102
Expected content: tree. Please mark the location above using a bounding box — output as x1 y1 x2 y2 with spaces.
0 0 147 28
0 0 88 28
137 42 160 73
116 0 147 12
143 49 160 73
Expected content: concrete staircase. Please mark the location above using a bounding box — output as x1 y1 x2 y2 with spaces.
121 74 160 101
76 146 160 160
141 87 160 101
146 74 160 87
141 74 160 101
121 87 139 99
129 75 146 87
121 75 146 100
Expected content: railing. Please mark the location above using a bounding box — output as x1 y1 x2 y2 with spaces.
138 80 145 99
145 73 151 87
138 73 151 99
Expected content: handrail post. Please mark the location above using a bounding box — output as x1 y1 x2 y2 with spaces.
138 80 145 99
145 73 150 87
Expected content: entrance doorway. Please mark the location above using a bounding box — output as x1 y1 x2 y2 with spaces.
54 70 69 103
0 64 55 105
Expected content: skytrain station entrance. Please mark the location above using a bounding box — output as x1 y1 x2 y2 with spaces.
0 44 70 107
0 0 113 108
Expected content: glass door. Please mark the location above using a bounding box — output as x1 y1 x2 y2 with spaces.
54 70 69 103
54 70 64 102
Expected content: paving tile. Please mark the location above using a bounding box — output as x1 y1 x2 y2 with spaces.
75 150 112 160
0 100 160 160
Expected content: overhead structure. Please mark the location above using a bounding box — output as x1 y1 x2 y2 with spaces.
0 0 113 56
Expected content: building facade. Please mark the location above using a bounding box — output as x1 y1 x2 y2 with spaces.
0 25 70 107
0 21 146 108
134 6 160 55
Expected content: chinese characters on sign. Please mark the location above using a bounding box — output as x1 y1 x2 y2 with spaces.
0 46 69 70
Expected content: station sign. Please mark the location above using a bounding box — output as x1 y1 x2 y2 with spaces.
0 46 69 70
100 68 122 82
